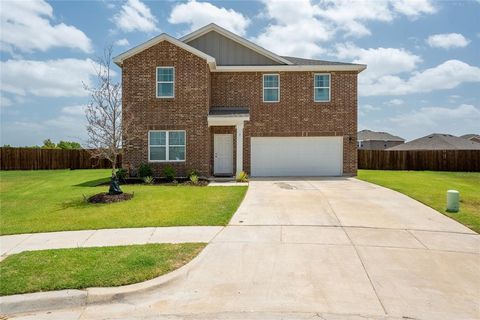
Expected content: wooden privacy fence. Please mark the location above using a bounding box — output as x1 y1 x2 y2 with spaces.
0 148 122 170
1 148 479 172
358 149 480 172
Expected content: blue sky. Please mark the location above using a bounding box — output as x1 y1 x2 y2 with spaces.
1 0 479 146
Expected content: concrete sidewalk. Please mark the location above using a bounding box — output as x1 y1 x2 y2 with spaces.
0 226 223 257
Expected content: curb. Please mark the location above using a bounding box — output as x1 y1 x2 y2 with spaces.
0 290 86 314
0 246 207 315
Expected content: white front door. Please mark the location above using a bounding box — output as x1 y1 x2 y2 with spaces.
214 134 233 175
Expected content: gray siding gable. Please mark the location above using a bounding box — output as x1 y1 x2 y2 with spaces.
186 31 282 66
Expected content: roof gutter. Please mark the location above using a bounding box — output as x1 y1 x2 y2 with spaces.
213 64 367 73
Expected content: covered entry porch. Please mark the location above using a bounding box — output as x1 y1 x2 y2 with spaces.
208 107 249 177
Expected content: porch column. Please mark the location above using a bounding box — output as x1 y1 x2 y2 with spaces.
236 122 244 175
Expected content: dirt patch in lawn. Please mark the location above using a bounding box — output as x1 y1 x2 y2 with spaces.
88 192 134 203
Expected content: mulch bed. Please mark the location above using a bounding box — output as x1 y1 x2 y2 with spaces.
88 192 134 203
117 178 209 186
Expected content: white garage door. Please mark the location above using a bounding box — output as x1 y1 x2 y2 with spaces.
251 136 343 177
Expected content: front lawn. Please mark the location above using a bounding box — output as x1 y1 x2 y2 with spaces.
357 170 480 233
0 170 247 235
0 243 205 296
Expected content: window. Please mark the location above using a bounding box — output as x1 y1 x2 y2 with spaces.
314 74 330 102
149 131 185 162
156 67 174 98
263 74 279 102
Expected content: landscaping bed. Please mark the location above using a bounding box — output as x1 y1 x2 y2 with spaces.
358 170 480 233
88 192 134 203
0 170 247 235
0 243 205 296
115 177 209 186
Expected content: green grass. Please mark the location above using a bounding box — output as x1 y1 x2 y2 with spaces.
357 170 480 233
0 243 205 296
0 170 247 235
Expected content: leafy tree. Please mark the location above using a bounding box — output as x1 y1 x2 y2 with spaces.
42 139 57 149
57 141 82 149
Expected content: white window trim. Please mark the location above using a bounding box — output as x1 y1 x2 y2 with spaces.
263 74 280 103
314 73 331 102
148 130 186 162
156 66 175 99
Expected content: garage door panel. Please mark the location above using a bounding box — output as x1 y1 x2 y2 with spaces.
251 137 343 177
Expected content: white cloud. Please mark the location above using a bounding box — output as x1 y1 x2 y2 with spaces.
334 45 480 96
254 20 331 57
390 104 480 138
113 0 158 33
44 114 86 134
169 0 250 36
361 60 480 96
316 0 394 37
0 0 92 53
391 0 437 18
253 0 332 57
361 104 381 112
0 59 99 97
0 96 13 108
426 33 470 49
61 105 87 116
253 0 437 57
334 43 422 81
385 99 404 106
332 43 480 97
115 38 130 46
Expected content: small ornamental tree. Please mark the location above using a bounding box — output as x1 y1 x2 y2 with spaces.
84 45 128 195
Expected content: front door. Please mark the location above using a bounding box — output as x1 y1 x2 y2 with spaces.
214 134 233 176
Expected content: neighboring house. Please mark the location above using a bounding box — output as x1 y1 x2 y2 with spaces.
357 129 405 150
460 134 480 144
387 133 480 150
114 24 366 177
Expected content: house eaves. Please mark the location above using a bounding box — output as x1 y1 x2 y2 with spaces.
113 33 217 69
180 23 293 66
213 64 366 72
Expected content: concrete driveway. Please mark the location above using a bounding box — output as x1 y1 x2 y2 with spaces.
15 178 480 320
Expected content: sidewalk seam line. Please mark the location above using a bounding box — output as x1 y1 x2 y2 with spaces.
317 187 388 316
406 229 429 249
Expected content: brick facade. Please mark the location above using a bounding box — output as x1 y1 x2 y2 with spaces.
122 40 359 177
122 41 211 176
211 72 358 175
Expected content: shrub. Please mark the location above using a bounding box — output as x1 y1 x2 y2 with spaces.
190 174 199 185
187 169 199 178
236 171 249 182
143 176 154 185
138 163 153 178
115 168 128 181
162 165 176 181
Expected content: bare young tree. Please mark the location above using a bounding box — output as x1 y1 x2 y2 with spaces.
84 45 122 174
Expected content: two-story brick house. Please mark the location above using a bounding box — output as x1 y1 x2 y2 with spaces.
114 24 366 177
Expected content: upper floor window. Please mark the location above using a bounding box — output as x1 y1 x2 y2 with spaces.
149 130 185 162
263 74 279 102
156 67 175 98
314 74 330 102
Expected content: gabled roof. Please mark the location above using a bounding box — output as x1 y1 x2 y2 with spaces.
113 33 216 68
181 23 293 65
113 24 366 72
461 134 480 140
387 133 480 150
358 130 405 142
